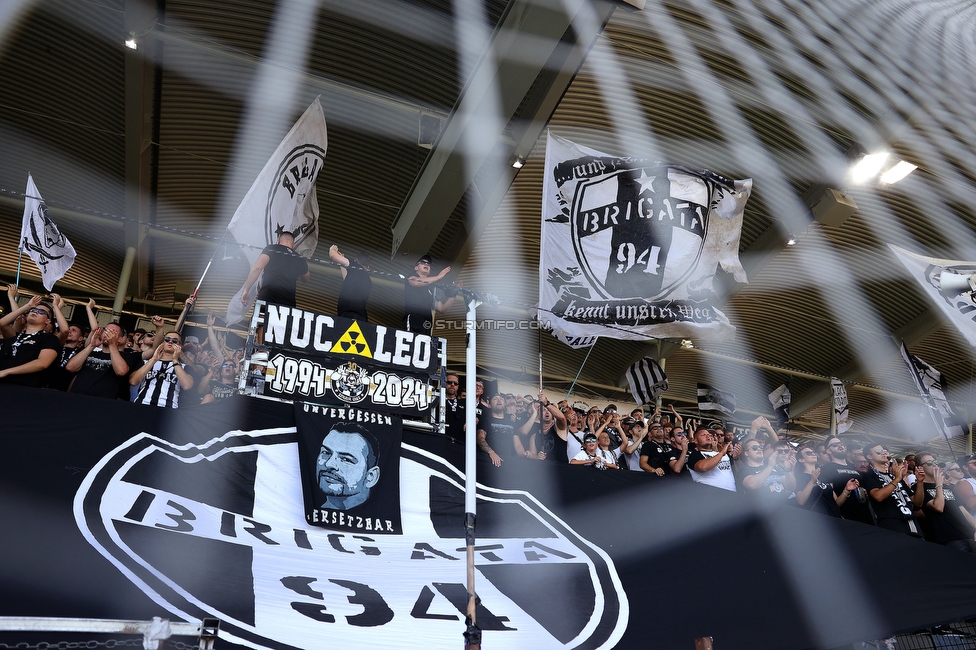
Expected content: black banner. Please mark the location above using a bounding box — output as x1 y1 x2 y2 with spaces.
294 403 402 534
5 385 976 649
261 304 440 374
264 351 434 417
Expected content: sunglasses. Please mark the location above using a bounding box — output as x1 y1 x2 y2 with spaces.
921 460 939 467
27 308 50 316
221 362 236 368
445 380 458 385
163 337 181 343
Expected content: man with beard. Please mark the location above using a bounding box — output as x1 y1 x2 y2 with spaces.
316 424 381 510
537 392 569 463
819 436 871 525
738 439 796 501
475 393 514 467
860 442 921 537
687 428 736 492
442 372 465 443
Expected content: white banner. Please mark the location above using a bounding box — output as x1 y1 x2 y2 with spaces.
831 378 851 433
539 132 750 346
889 244 976 349
226 98 328 322
20 174 75 291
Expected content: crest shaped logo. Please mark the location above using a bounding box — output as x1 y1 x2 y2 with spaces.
266 145 327 252
570 166 713 300
74 430 628 649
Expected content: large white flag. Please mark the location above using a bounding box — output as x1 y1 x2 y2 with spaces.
20 174 76 291
226 98 328 322
889 244 976 349
539 132 751 347
899 342 966 440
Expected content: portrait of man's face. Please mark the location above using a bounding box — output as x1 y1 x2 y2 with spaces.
316 429 380 510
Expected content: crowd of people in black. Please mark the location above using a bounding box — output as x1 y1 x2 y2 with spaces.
442 377 976 554
0 285 248 408
5 236 976 555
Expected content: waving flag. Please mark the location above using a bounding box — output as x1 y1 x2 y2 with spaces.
539 132 750 346
625 356 668 405
899 342 966 440
697 383 736 417
20 174 75 290
831 378 852 433
226 98 328 322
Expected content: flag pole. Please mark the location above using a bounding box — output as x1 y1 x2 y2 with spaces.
175 230 229 332
564 341 596 401
14 247 23 286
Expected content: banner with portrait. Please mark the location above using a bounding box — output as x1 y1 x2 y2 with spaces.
294 402 403 535
540 132 751 347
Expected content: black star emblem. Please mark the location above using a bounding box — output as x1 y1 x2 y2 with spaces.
274 223 286 238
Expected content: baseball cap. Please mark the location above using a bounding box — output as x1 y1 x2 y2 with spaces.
631 420 645 428
416 254 433 265
621 416 636 425
583 433 598 442
183 335 201 345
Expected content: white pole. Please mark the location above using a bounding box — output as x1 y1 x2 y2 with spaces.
463 295 480 648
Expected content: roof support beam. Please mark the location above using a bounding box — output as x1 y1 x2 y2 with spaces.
390 0 618 262
124 0 159 301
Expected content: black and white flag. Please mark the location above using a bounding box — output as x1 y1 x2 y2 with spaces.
899 342 966 440
539 132 751 348
767 382 791 427
697 383 736 416
625 357 668 406
831 378 852 434
20 174 75 291
226 98 328 323
889 244 976 350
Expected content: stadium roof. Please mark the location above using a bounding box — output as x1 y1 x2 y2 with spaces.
2 0 976 448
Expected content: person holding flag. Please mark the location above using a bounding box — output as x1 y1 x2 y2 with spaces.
240 231 310 309
0 295 60 386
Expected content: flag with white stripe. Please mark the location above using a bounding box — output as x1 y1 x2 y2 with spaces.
831 378 852 433
899 342 966 440
625 357 668 406
697 383 735 416
20 174 75 291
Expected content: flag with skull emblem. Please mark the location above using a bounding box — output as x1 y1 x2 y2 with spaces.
20 174 76 291
539 132 750 347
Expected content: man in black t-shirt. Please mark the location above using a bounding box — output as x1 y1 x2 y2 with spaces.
330 245 372 321
442 372 465 443
738 439 795 500
640 422 674 476
915 451 976 552
67 323 143 399
860 442 921 537
0 298 60 387
403 255 458 335
819 436 871 524
475 394 517 466
241 232 310 308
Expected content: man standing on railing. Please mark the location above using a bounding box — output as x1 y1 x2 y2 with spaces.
402 254 460 335
241 231 310 309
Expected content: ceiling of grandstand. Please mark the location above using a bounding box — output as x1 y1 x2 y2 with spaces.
2 0 976 447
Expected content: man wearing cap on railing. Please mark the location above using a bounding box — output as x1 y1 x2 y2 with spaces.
402 254 459 336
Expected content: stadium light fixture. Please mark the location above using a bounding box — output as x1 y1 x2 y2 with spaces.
880 160 918 184
124 33 138 50
850 153 888 183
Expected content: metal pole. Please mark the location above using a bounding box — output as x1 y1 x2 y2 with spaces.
113 246 137 315
176 231 228 332
564 342 596 400
463 295 481 650
14 248 23 286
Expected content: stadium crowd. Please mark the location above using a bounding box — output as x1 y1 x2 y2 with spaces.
4 277 976 556
441 374 976 554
